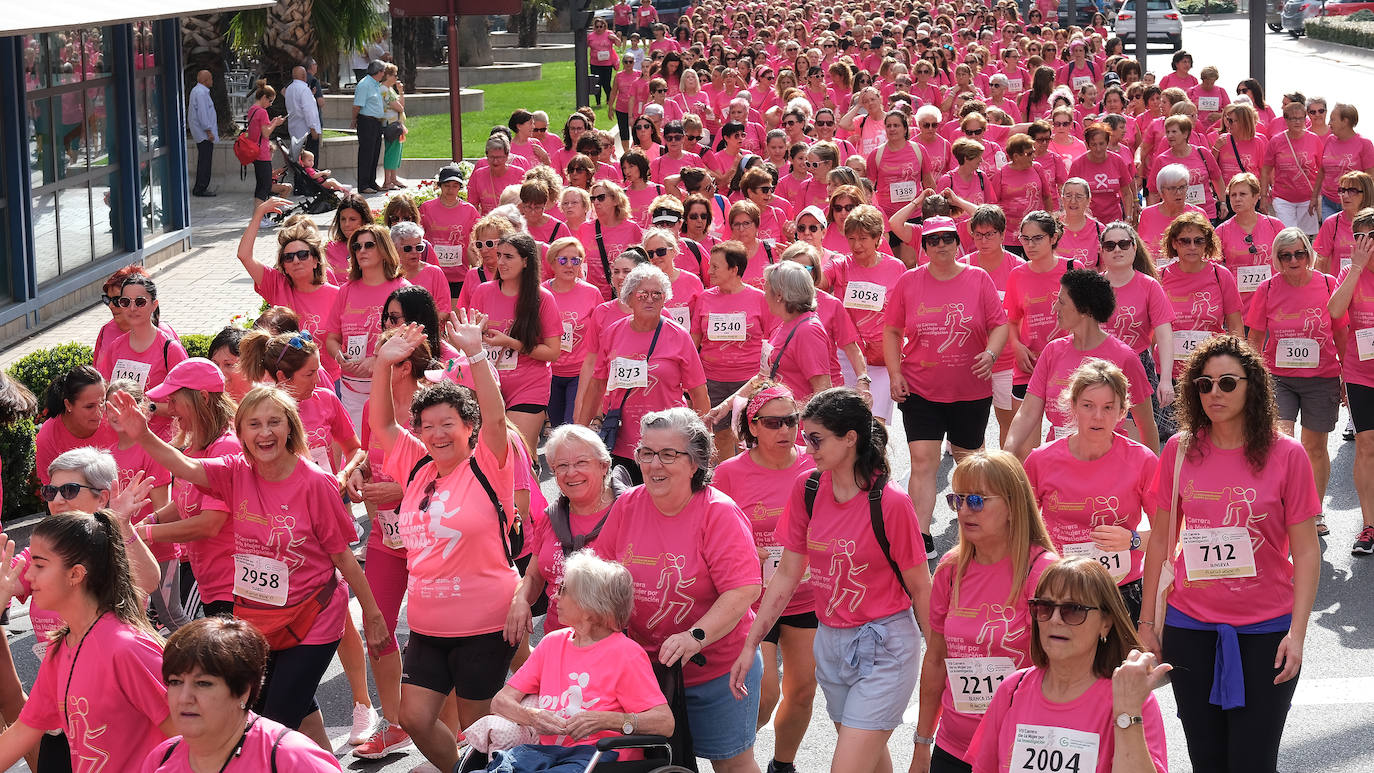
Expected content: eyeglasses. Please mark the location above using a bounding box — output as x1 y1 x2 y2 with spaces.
665 133 684 140
1053 121 1073 128
350 239 376 252
399 243 427 254
815 120 835 127
1276 249 1309 263
282 249 313 262
730 220 756 229
533 127 548 134
591 193 610 202
919 122 940 129
1028 599 1099 626
552 458 598 476
782 120 798 128
796 223 823 233
1099 238 1134 252
652 87 668 93
381 312 405 327
833 203 856 212
1174 236 1208 247
686 134 702 142
946 492 1002 512
635 446 688 464
753 186 774 195
116 296 151 308
635 123 653 131
923 232 960 246
476 239 501 249
1308 108 1327 115
686 212 710 221
963 128 985 136
753 412 800 430
971 229 1001 240
1355 231 1374 241
633 290 666 302
1193 374 1247 394
802 431 833 449
1338 187 1362 195
1019 232 1049 245
101 294 120 306
39 482 103 502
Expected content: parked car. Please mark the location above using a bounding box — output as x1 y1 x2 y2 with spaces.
1115 0 1184 50
1282 0 1323 34
1321 0 1374 16
1268 0 1286 30
1056 0 1109 27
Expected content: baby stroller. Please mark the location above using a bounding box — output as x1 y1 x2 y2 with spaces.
269 138 340 221
454 735 692 773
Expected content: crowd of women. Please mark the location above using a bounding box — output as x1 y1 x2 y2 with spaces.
0 0 1355 771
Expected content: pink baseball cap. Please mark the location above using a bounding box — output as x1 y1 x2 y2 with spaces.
922 216 958 236
145 358 226 401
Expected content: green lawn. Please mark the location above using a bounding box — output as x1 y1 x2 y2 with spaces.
403 60 580 159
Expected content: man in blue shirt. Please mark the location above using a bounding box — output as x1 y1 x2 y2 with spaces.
351 59 387 193
188 70 218 196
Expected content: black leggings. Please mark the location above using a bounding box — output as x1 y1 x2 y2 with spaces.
930 744 972 773
257 640 341 729
1162 625 1297 773
252 159 274 201
590 64 613 101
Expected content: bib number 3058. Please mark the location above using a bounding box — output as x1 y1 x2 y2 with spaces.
1013 725 1099 773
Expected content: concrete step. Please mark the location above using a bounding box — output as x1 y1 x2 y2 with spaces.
416 61 541 89
320 89 483 124
490 31 572 46
491 43 575 63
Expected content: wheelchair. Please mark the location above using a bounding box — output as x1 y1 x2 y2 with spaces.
453 734 695 773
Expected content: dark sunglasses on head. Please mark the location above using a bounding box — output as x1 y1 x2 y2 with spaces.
281 248 313 262
1028 599 1099 625
350 239 376 252
753 412 799 430
399 243 427 254
1193 374 1247 394
40 482 103 502
117 296 150 308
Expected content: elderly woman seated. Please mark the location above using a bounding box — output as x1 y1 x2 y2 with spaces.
484 550 673 771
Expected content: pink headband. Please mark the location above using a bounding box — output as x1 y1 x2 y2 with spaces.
747 383 795 422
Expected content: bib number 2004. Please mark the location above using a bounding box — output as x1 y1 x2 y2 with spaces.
1013 725 1099 773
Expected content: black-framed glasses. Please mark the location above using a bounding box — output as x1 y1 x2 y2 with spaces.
946 492 1001 512
1193 374 1247 394
923 232 960 246
1101 239 1133 252
350 239 377 253
282 249 313 262
100 295 119 306
963 128 985 136
116 296 150 308
1276 249 1309 263
815 120 835 127
1028 599 1099 625
796 223 823 233
400 243 427 254
635 446 688 464
754 186 775 195
1338 187 1362 195
381 312 405 328
591 193 610 202
833 203 856 212
753 413 799 430
1244 233 1258 255
40 483 103 502
686 134 702 142
730 220 756 229
1019 232 1049 245
646 247 671 258
687 212 710 220
635 123 653 131
533 127 548 134
665 133 685 140
1309 107 1327 115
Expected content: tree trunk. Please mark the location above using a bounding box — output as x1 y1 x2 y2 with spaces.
457 16 493 67
182 14 233 135
512 2 541 47
391 15 427 91
260 0 317 90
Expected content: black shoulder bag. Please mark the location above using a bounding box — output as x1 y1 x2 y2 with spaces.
598 319 664 451
595 220 616 298
406 453 523 564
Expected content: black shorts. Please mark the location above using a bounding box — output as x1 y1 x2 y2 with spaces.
1347 381 1374 434
898 392 992 450
507 402 546 415
762 610 819 645
402 630 517 700
1011 382 1028 401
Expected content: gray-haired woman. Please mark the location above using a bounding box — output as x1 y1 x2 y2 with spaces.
1139 163 1207 264
594 408 764 772
505 424 632 644
391 220 451 315
490 550 673 767
575 264 709 481
761 261 833 406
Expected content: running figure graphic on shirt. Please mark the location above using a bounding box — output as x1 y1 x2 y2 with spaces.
68 696 110 773
559 672 602 716
1091 495 1121 527
974 602 1026 658
1223 485 1268 555
825 539 869 616
937 303 974 353
647 554 696 628
1190 291 1217 323
268 514 308 571
1112 305 1142 343
411 489 463 564
1301 307 1326 338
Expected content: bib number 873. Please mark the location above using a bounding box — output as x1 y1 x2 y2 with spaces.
1021 749 1081 773
239 566 280 589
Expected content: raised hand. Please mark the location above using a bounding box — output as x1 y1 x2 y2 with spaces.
108 471 154 527
376 322 426 366
446 308 488 355
106 390 150 443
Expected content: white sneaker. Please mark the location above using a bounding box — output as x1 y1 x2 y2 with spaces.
259 215 275 229
348 701 378 745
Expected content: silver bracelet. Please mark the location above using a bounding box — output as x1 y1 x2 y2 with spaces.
913 733 935 745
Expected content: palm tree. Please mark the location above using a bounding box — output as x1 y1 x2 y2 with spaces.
182 14 233 134
227 0 385 90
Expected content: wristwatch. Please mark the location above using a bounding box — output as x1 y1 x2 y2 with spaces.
856 374 872 384
621 712 637 735
689 627 706 641
1130 530 1142 551
1115 712 1144 730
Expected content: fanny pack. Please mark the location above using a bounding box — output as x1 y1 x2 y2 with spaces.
235 572 339 651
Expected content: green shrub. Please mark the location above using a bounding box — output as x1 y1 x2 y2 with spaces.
181 333 216 360
1350 9 1374 21
5 342 94 407
1178 0 1237 13
0 418 39 520
1306 17 1374 47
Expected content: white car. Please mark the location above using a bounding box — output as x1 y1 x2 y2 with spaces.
1115 0 1185 51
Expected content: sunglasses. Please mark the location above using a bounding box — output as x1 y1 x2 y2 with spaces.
101 294 120 306
476 239 501 249
350 239 376 252
686 134 703 142
1174 236 1208 247
399 243 427 254
40 482 103 502
646 246 671 258
923 232 960 246
963 128 985 136
281 249 313 262
1308 108 1326 115
815 120 835 127
381 312 405 327
418 478 439 512
687 212 710 220
754 186 775 195
1355 230 1374 241
1193 374 1247 394
1277 249 1309 263
796 223 823 233
116 296 151 308
834 203 856 212
635 123 653 131
1028 599 1099 626
946 492 1002 511
556 255 584 266
652 87 668 93
753 412 800 430
1101 238 1134 252
919 122 940 129
1053 121 1073 128
532 127 548 133
591 193 610 202
273 330 313 367
665 133 684 140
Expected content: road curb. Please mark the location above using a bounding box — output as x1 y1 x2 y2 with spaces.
1294 34 1374 63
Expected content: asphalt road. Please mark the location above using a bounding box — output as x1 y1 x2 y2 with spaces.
6 17 1374 773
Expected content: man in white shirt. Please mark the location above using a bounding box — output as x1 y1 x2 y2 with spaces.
285 65 322 163
187 70 218 197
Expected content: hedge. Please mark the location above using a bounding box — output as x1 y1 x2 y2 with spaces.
1306 17 1374 47
1178 0 1237 13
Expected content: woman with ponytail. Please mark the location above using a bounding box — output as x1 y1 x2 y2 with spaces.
36 365 116 484
730 386 932 773
0 510 173 770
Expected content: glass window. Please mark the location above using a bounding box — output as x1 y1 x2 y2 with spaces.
32 192 60 285
140 154 171 238
58 185 94 273
94 170 119 262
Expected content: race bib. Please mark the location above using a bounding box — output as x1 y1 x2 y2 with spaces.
1181 526 1257 580
487 345 518 371
1062 541 1130 583
560 321 574 353
1358 328 1374 361
345 333 368 360
111 358 152 389
309 444 332 472
707 311 747 341
1072 75 1091 89
666 305 691 329
377 507 404 550
762 545 784 583
1185 183 1205 205
1012 725 1100 773
1173 329 1211 359
610 357 649 390
843 280 887 312
889 180 917 203
1276 337 1319 369
596 49 611 63
1051 425 1073 440
1198 96 1220 112
946 657 1015 715
433 243 463 267
1236 263 1271 293
233 554 289 606
1008 78 1024 91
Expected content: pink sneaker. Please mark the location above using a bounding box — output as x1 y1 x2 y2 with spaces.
354 721 412 759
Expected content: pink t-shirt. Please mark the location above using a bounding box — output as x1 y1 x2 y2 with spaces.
455 264 494 311
1320 132 1374 200
714 450 816 617
969 668 1168 773
991 164 1051 247
547 279 606 378
1189 84 1231 126
663 270 703 330
471 283 562 407
815 290 863 383
1004 259 1070 385
1151 432 1319 624
1337 264 1374 388
1028 335 1153 433
254 270 343 383
579 219 645 299
468 164 526 214
765 312 832 404
21 615 169 770
95 329 188 438
1025 435 1157 585
176 431 241 604
594 485 761 687
885 264 1007 402
1217 214 1285 310
297 387 355 472
35 417 118 485
1244 270 1345 378
200 454 353 645
324 240 349 285
627 183 667 228
1147 147 1223 215
11 546 63 659
1263 130 1321 202
961 251 1026 372
916 134 954 181
826 255 908 366
324 277 409 365
1056 218 1103 270
111 441 176 563
1137 203 1205 261
865 141 933 217
384 430 519 637
1068 152 1132 223
407 260 453 313
1314 210 1357 272
1159 262 1243 377
507 629 666 747
593 316 707 457
779 473 922 628
141 714 342 772
528 500 613 632
1217 134 1268 183
1105 272 1175 354
359 400 405 559
419 197 481 281
929 550 1057 761
692 285 773 381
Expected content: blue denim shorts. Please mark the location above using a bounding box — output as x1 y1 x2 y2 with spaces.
684 649 762 760
813 608 922 731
